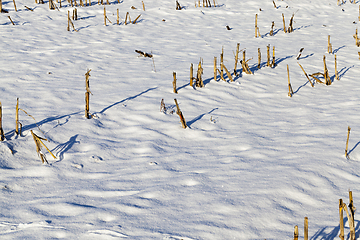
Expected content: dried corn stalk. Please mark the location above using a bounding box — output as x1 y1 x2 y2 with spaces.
309 72 324 84
31 130 56 164
234 43 240 75
160 99 166 113
222 63 233 82
196 59 204 87
335 54 339 80
213 57 217 81
0 102 4 141
255 14 260 38
132 14 141 24
288 13 294 33
220 50 225 81
345 126 351 159
328 35 332 54
190 63 194 86
85 69 92 119
176 0 182 10
241 50 252 74
173 72 178 93
270 21 275 36
353 29 360 47
323 55 331 85
297 62 314 87
271 46 276 67
282 13 287 33
287 65 294 97
174 99 187 129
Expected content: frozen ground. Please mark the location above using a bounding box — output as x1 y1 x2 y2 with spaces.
1 0 360 239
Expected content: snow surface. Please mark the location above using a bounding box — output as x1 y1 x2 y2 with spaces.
1 0 360 239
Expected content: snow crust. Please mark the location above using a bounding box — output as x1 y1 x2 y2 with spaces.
1 0 360 239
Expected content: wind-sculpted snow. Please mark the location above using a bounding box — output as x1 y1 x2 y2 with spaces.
1 0 360 239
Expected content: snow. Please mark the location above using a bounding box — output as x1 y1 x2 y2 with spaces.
1 0 360 239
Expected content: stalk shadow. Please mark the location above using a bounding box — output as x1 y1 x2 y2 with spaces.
248 55 294 74
187 108 218 127
276 55 295 65
311 218 360 240
263 28 282 37
204 75 218 85
52 134 79 162
99 87 157 113
77 25 92 31
79 16 96 20
338 65 354 80
4 111 81 139
298 53 314 60
348 141 360 156
294 80 311 94
177 82 191 91
293 24 311 32
333 45 345 54
311 225 340 240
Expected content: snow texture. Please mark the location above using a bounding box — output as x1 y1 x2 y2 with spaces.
1 0 360 239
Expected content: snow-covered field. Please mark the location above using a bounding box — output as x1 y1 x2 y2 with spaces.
1 0 360 239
